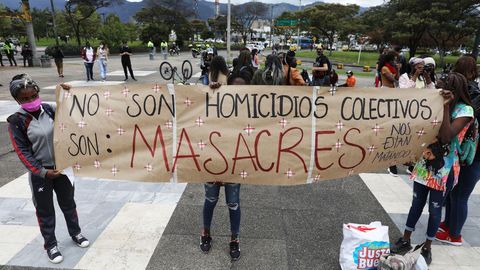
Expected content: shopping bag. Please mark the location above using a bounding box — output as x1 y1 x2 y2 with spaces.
340 221 390 270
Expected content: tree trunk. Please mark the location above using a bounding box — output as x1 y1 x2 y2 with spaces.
75 22 81 47
473 30 480 60
409 46 416 59
328 39 333 56
438 48 446 69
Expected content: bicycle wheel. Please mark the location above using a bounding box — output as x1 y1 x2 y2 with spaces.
182 60 193 80
159 61 174 81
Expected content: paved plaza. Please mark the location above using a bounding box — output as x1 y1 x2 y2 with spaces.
0 51 479 269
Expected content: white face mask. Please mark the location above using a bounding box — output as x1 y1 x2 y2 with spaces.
100 45 104 49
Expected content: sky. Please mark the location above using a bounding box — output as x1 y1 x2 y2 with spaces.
126 0 386 8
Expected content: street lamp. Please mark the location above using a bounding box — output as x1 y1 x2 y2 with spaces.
270 4 277 50
297 0 301 48
49 0 59 46
227 0 231 64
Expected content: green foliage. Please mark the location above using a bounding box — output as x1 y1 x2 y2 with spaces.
208 16 228 41
98 14 135 49
64 0 123 46
135 1 192 47
232 2 268 45
302 4 359 55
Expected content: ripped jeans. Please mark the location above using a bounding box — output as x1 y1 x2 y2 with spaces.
203 183 241 235
405 173 453 240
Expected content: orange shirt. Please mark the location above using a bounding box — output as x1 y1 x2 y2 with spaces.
346 76 356 87
283 64 306 86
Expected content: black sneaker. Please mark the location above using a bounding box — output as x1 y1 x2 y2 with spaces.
229 240 241 261
46 246 63 264
200 235 212 253
72 233 90 248
387 166 398 177
390 237 412 255
421 247 432 265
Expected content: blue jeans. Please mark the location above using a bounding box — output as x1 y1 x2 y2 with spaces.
201 74 209 86
203 183 241 235
444 161 480 237
405 172 453 240
99 58 107 80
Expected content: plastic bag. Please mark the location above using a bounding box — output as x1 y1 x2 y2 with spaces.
340 221 390 270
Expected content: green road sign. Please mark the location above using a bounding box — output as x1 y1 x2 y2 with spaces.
275 19 297 28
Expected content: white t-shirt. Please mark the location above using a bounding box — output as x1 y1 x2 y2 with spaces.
85 47 94 63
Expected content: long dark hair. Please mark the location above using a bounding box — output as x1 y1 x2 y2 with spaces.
453 55 478 82
262 54 284 85
210 56 229 82
442 72 474 114
228 68 252 85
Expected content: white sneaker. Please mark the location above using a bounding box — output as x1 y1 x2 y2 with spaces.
47 246 63 264
72 233 90 248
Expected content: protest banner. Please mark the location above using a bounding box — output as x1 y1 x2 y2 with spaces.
54 84 443 185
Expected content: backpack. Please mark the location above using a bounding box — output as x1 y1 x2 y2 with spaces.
453 102 479 166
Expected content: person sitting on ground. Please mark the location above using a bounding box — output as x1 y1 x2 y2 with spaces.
7 75 89 264
338 70 356 87
252 54 284 85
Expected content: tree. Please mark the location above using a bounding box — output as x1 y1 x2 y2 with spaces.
190 19 207 41
64 0 124 47
232 2 268 45
135 1 192 47
31 8 52 40
385 0 433 58
357 6 392 49
302 4 359 55
98 14 132 49
425 0 480 66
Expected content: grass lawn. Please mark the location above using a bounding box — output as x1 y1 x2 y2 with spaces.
296 50 480 67
21 37 143 47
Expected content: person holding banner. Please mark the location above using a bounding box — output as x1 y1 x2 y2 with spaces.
436 56 480 246
7 75 89 264
200 69 252 261
391 72 475 265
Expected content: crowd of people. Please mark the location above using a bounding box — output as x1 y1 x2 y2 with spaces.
4 43 480 266
188 47 480 266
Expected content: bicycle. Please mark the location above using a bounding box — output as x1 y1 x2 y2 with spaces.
159 59 193 84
